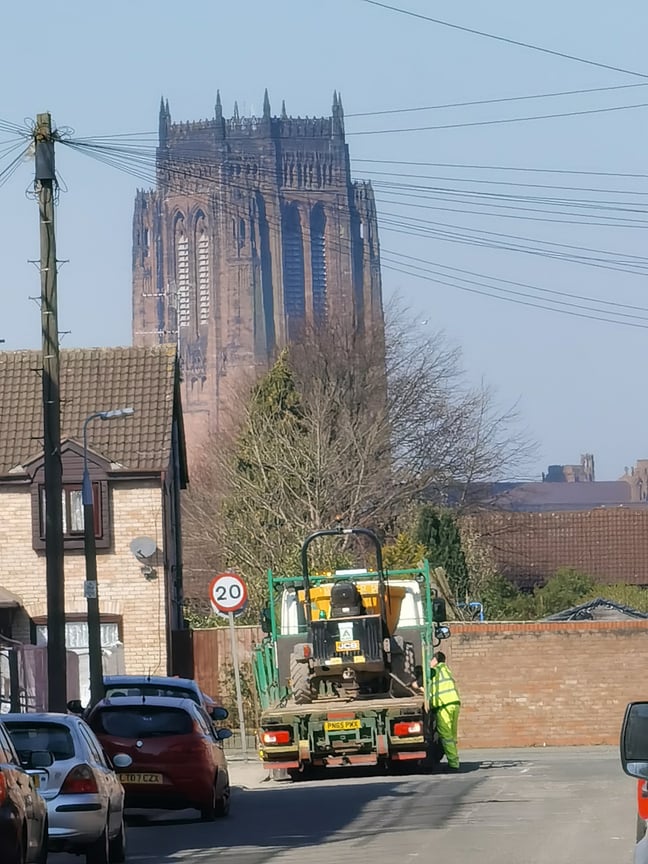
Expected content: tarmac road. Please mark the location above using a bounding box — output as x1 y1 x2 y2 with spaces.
50 747 634 864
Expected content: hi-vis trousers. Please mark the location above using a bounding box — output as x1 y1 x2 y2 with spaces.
436 703 460 768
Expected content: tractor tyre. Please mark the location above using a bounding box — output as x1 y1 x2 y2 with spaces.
290 652 312 704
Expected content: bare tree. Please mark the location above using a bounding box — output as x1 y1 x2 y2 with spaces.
182 304 533 610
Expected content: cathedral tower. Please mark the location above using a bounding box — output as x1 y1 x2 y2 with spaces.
132 92 384 449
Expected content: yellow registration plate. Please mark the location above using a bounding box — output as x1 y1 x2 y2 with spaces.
325 719 361 732
120 773 163 784
335 640 360 653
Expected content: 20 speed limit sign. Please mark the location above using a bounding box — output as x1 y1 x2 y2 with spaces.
209 572 248 616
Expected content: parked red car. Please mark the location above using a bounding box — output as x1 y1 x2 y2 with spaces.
86 696 232 820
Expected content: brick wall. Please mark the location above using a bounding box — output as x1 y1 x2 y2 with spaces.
205 620 645 748
446 621 647 748
0 482 168 675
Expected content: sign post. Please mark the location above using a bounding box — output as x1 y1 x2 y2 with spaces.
209 572 249 760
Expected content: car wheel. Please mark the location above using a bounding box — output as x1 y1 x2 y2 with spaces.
36 818 49 864
9 827 27 864
200 784 219 822
214 782 231 817
108 816 126 863
86 822 110 864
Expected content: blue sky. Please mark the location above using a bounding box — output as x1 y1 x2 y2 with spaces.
1 0 647 480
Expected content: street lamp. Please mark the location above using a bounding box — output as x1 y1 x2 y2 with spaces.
83 407 135 708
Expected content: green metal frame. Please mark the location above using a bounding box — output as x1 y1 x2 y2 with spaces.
253 561 440 712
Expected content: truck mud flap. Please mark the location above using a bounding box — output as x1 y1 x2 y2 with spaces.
390 751 427 761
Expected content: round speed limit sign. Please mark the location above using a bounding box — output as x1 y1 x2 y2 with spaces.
209 572 248 617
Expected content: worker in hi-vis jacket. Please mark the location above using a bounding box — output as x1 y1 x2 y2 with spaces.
429 651 461 771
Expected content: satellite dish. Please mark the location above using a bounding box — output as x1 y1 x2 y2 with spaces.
129 536 157 561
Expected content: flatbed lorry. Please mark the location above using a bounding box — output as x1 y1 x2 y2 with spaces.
253 527 451 776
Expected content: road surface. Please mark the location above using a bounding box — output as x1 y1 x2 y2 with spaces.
51 747 634 864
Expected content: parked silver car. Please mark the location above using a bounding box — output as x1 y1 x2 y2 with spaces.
4 713 125 863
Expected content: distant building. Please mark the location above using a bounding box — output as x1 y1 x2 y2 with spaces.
542 453 595 483
132 92 384 452
620 460 648 502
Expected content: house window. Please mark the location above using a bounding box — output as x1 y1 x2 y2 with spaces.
38 483 103 541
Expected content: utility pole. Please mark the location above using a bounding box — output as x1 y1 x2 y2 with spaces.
34 113 67 712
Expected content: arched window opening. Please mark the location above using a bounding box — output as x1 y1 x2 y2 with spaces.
310 204 327 324
175 217 190 329
282 203 305 338
195 214 210 324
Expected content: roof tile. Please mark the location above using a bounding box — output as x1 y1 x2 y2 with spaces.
0 345 179 474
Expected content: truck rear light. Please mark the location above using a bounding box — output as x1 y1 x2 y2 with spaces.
261 729 291 746
60 764 98 795
0 772 6 805
393 721 422 737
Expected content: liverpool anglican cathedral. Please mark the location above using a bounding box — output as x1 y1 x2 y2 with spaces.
132 91 384 450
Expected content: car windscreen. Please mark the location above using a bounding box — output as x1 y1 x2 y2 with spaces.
105 684 198 703
93 706 193 738
5 722 75 762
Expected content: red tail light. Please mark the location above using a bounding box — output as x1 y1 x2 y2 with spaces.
0 772 6 806
60 764 98 795
393 721 422 737
261 729 291 746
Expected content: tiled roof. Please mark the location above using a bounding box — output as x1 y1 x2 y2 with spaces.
470 508 648 587
0 346 182 475
544 598 648 621
482 481 633 511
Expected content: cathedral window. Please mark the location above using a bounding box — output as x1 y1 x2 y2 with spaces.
310 204 327 324
175 219 190 328
196 215 210 323
282 203 306 337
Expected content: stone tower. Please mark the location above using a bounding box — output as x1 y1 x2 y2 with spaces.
132 92 384 449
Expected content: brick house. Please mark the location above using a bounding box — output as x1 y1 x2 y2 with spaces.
0 346 188 704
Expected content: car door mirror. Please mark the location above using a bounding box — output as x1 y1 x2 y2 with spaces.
215 728 233 742
210 706 229 721
432 597 447 623
621 701 648 778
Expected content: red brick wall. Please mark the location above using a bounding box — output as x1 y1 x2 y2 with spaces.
199 620 647 748
446 621 647 748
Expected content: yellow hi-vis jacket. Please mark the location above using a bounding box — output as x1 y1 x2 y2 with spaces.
431 662 460 708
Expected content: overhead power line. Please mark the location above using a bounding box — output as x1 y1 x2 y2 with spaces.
56 135 648 328
360 0 648 80
347 82 648 118
354 158 648 180
382 262 648 330
347 101 648 136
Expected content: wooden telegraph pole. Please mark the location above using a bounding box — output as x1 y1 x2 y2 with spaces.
34 113 67 712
